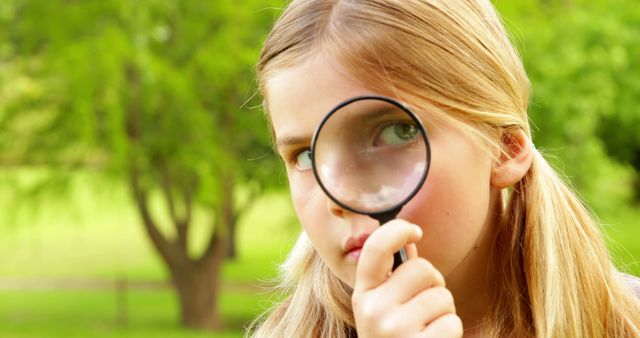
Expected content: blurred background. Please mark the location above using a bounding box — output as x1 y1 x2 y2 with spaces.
0 0 638 337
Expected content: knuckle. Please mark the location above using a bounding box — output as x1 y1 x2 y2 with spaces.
408 258 437 284
413 258 445 287
361 242 385 260
353 295 381 323
414 258 434 273
396 219 416 233
441 314 464 337
433 287 455 307
353 295 408 336
375 317 399 336
388 218 410 228
408 260 433 282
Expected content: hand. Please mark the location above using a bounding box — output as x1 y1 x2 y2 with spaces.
352 220 463 338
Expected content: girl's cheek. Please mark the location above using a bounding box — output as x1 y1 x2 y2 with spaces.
288 170 319 213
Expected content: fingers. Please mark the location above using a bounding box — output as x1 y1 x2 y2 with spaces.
353 281 461 337
355 220 423 292
417 313 463 338
405 286 456 323
379 258 446 303
365 286 456 335
351 219 462 337
405 241 419 259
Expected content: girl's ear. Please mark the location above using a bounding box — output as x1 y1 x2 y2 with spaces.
491 129 533 189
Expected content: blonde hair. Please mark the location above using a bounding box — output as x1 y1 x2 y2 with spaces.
250 0 640 337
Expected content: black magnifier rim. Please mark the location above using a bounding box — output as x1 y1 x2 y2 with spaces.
310 95 432 216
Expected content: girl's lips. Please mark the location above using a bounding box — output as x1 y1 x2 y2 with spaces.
346 248 363 261
344 233 370 259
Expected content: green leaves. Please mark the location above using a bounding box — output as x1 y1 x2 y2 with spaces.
1 0 284 206
4 0 637 211
496 0 640 209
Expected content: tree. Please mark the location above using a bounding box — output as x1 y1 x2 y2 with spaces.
496 0 640 210
0 0 282 331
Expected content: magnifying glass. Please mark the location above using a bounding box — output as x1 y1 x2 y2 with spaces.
310 95 431 270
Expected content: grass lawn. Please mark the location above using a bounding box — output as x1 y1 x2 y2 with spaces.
0 289 268 338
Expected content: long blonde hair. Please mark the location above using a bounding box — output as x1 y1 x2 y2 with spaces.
250 0 640 337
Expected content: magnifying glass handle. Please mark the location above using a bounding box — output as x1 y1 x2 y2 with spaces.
393 248 408 270
373 209 408 271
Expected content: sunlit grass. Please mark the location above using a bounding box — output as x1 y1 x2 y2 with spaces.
0 288 275 338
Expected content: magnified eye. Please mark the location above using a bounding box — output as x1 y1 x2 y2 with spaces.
294 149 312 171
377 122 419 146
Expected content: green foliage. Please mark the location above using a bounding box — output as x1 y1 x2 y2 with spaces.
0 1 287 330
496 0 640 211
0 0 284 210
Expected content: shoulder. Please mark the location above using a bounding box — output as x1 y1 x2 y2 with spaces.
621 273 640 298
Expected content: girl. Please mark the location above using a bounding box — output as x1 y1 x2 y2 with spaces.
250 0 640 337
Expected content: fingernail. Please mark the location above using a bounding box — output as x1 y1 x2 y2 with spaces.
414 225 423 237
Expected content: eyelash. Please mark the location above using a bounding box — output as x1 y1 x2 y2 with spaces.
289 148 312 170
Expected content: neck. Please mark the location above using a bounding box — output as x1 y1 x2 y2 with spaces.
447 243 493 337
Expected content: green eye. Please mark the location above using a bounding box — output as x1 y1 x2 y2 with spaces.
295 149 312 171
378 122 419 145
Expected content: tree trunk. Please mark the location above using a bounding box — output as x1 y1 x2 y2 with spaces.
126 61 231 332
171 259 225 331
226 217 237 259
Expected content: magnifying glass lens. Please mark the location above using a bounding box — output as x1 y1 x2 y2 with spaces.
313 98 428 214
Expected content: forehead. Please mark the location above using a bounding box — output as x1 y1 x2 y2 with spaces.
265 55 375 146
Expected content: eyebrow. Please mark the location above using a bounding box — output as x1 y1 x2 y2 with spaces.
275 135 311 149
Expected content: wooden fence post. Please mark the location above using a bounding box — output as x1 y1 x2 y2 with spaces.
116 278 128 327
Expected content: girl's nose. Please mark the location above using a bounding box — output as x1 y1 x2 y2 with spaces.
326 195 379 233
326 196 347 218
